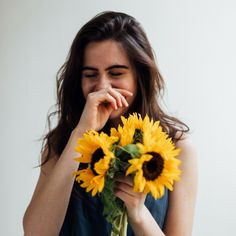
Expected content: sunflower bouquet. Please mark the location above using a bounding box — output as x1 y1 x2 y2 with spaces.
73 113 181 236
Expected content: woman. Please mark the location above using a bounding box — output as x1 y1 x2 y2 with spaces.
23 11 198 236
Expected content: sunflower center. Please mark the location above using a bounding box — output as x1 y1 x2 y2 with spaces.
133 128 143 144
91 148 104 175
142 152 164 180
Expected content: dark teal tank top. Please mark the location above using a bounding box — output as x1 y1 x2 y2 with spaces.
59 181 169 236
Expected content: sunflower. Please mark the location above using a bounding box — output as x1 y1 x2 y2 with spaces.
126 130 181 199
73 130 118 196
110 113 157 147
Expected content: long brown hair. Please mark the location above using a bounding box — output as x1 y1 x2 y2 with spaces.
40 11 189 166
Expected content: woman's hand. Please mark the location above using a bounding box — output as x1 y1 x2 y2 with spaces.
75 88 133 133
114 175 147 224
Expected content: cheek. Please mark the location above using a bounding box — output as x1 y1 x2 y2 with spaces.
116 76 137 93
123 83 137 105
127 79 137 97
127 93 136 105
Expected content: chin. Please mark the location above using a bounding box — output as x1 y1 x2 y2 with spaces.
109 107 128 120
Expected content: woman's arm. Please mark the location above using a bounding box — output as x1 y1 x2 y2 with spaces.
23 129 84 236
23 88 132 235
115 135 198 236
163 136 198 236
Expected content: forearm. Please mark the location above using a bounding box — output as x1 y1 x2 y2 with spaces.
23 130 82 236
128 206 165 236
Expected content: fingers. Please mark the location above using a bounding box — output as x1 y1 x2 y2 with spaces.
114 176 146 205
103 93 118 110
87 90 116 110
115 183 135 197
115 89 133 107
114 88 133 97
114 176 135 196
88 87 133 110
106 88 133 109
107 88 123 108
80 87 133 131
114 178 135 197
109 88 133 108
114 175 133 187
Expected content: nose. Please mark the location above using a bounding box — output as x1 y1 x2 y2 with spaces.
94 74 111 91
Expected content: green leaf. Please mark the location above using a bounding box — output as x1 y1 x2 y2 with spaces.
122 144 140 157
115 144 140 162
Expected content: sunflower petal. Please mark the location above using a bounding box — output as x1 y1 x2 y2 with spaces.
133 171 146 192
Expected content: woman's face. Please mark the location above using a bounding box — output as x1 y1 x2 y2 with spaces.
81 40 137 119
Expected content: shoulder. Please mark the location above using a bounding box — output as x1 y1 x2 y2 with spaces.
163 132 198 234
175 132 198 169
171 132 198 203
175 131 196 148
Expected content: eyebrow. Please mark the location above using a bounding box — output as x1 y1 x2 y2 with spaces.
81 64 129 71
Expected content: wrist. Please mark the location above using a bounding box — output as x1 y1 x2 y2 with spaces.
72 127 86 138
127 205 147 225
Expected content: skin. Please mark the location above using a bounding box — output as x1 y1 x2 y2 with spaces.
79 40 137 131
23 39 198 236
80 39 148 227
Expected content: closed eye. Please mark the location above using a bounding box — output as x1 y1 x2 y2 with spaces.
110 72 123 77
83 74 97 78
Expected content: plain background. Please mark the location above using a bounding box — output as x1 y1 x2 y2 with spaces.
1 0 236 235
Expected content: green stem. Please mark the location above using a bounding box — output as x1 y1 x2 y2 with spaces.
120 210 128 236
110 213 123 236
109 209 128 236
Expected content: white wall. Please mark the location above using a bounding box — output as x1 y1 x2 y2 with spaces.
1 0 236 235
